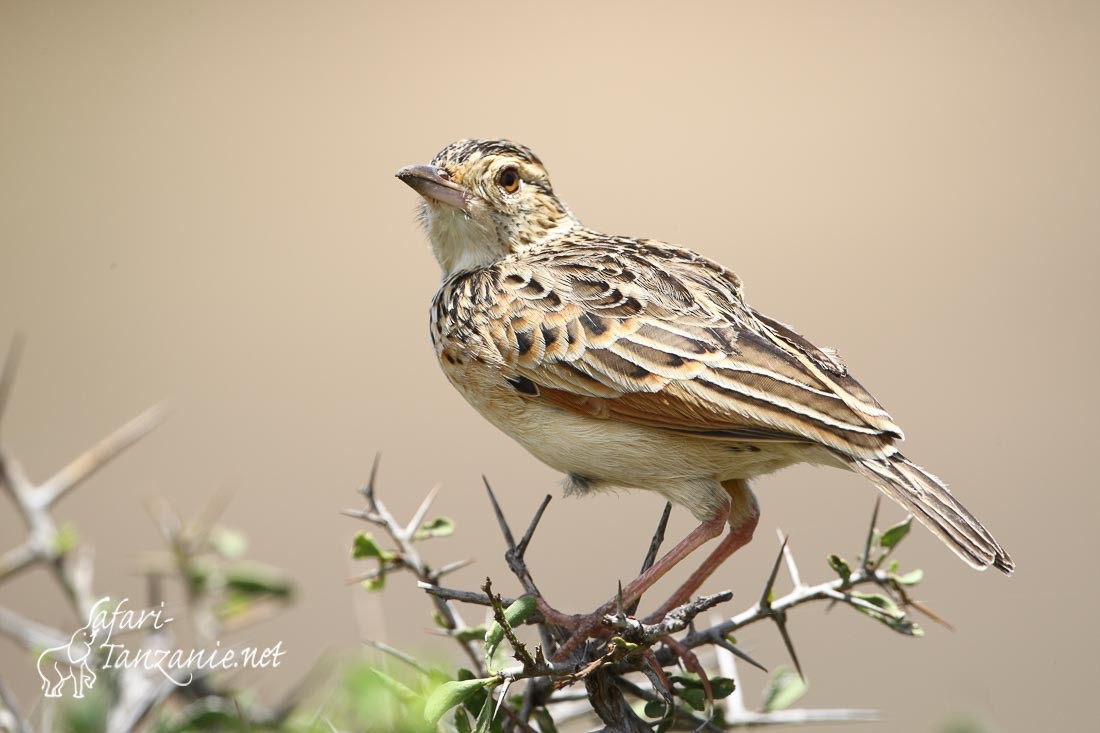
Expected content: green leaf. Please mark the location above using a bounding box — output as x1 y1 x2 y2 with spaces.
424 678 494 725
880 517 913 549
473 689 497 733
414 516 456 540
851 592 902 616
369 669 418 703
449 669 486 715
761 667 807 712
671 673 703 689
213 564 294 620
643 700 667 719
352 532 396 561
895 569 924 586
534 707 559 733
484 596 538 664
53 522 80 555
223 563 294 599
210 528 248 559
709 676 736 700
678 687 706 711
463 688 488 715
850 592 924 636
827 554 851 583
186 558 212 594
454 625 488 643
454 707 473 733
363 574 385 592
156 706 248 732
609 636 638 651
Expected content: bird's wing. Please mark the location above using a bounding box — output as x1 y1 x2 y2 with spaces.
461 237 904 460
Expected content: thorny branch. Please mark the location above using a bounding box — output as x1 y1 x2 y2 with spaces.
355 463 936 732
343 455 486 673
0 338 305 733
0 334 931 733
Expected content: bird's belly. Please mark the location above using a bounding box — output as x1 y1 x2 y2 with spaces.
442 357 811 487
499 401 809 485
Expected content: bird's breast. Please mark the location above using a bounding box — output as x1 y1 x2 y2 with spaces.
430 288 505 407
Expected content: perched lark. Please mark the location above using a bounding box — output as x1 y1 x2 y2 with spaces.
397 139 1013 638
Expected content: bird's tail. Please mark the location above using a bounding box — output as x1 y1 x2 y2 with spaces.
846 453 1014 575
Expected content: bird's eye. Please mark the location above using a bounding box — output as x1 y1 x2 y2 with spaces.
497 166 520 194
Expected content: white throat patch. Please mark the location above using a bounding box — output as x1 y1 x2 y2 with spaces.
425 205 500 279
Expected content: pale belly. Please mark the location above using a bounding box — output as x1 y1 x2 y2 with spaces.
438 351 834 520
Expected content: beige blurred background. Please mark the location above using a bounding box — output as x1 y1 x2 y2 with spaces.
2 1 1098 730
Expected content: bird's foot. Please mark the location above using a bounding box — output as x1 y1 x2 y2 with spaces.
537 595 719 694
535 597 619 661
534 598 586 629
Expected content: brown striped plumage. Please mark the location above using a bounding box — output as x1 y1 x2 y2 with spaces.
399 139 1013 576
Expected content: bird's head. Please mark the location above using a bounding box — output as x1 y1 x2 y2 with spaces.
397 139 578 277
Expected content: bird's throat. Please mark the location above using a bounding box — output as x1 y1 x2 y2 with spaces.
427 207 502 278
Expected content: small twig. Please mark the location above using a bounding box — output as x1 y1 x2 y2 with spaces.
482 486 565 650
361 452 382 507
728 707 879 727
37 404 167 509
686 564 898 655
628 502 672 616
346 559 406 585
365 639 434 677
419 581 514 608
773 611 803 680
484 478 518 550
862 496 882 568
515 494 552 559
404 485 440 539
713 615 747 718
349 476 485 672
614 676 723 733
639 649 674 717
707 631 768 674
0 541 39 581
0 334 26 437
898 593 955 631
430 557 475 582
493 687 540 733
632 592 733 642
639 503 672 576
484 578 537 670
778 529 803 589
759 536 789 610
584 669 652 733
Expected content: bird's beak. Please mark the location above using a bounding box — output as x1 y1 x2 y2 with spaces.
395 164 469 212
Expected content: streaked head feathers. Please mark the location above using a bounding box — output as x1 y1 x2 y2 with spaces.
397 139 577 276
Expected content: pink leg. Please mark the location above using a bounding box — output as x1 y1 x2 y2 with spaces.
644 512 759 623
549 511 728 660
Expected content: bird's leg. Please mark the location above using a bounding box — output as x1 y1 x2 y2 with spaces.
643 511 758 624
644 479 759 623
549 510 728 661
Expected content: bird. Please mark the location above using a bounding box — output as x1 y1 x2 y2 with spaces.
396 138 1013 642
